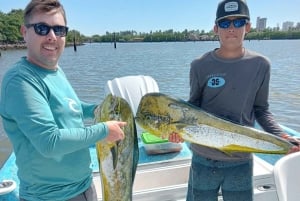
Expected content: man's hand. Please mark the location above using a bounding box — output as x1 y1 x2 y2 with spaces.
168 132 185 143
105 121 127 142
281 133 300 154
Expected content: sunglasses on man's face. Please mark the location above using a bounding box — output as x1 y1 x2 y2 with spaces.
217 18 248 29
25 23 69 37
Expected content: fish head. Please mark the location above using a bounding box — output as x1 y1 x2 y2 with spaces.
135 93 176 138
96 94 133 123
135 111 170 137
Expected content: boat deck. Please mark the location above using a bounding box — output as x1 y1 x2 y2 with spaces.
0 135 287 201
91 141 280 201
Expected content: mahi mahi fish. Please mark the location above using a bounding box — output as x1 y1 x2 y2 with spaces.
135 92 293 154
95 94 139 201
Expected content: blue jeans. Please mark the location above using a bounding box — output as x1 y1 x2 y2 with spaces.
186 154 253 201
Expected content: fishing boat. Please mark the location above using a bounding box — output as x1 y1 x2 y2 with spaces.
1 75 299 201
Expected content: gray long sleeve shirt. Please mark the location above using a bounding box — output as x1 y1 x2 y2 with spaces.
189 49 284 161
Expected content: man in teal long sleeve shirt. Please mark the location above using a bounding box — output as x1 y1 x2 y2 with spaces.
0 1 126 200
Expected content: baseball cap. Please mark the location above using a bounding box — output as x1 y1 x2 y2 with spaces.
215 0 250 23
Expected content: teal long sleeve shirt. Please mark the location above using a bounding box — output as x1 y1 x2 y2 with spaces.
0 57 108 200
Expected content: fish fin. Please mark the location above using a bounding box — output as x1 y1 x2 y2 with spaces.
175 124 189 130
222 144 261 153
110 142 119 170
132 119 139 183
218 149 233 156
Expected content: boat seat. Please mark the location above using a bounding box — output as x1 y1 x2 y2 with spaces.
104 75 159 115
273 151 300 201
104 75 183 154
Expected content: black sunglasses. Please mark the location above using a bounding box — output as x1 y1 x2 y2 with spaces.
25 23 69 37
217 18 248 29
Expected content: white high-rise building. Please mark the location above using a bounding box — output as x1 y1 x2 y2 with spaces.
282 21 294 31
256 17 267 32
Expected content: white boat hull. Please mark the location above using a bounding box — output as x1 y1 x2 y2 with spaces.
92 145 279 201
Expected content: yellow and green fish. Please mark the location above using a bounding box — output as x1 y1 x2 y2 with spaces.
135 92 293 154
95 94 139 201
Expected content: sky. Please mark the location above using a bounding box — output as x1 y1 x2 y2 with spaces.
1 0 300 36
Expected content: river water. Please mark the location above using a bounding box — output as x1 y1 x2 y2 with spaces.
0 40 300 165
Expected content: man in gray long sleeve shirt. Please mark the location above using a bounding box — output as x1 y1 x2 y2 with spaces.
168 1 300 201
188 49 283 162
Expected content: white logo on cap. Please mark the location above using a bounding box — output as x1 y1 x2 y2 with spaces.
224 2 239 12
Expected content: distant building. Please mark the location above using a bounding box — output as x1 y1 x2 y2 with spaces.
282 21 294 31
256 17 267 32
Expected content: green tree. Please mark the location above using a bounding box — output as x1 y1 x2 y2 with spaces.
0 9 24 43
66 30 83 44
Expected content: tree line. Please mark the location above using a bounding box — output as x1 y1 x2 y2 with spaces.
1 9 300 48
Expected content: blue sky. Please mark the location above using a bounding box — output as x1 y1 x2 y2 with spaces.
1 0 300 36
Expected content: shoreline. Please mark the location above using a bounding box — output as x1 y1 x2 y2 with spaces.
0 43 83 51
0 44 27 51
